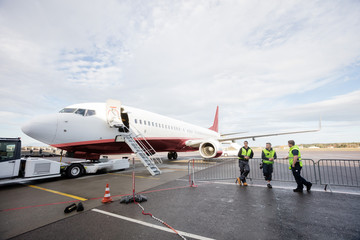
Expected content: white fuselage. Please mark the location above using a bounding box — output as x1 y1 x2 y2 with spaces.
22 102 221 159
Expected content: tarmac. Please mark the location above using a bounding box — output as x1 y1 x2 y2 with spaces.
1 152 360 240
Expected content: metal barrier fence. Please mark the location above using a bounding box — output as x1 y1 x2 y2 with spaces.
248 158 317 183
318 159 360 187
188 158 360 189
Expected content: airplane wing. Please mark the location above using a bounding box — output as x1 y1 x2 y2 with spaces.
220 131 248 137
218 120 321 142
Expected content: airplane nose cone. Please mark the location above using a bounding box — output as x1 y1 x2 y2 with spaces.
22 114 58 144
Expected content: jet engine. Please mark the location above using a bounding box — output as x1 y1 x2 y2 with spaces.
199 140 223 158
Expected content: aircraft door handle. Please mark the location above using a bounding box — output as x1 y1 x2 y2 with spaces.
8 161 15 163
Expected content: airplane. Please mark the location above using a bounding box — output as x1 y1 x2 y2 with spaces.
21 99 320 160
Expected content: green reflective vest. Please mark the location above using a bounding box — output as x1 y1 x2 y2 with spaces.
239 147 252 160
262 148 275 164
288 145 302 169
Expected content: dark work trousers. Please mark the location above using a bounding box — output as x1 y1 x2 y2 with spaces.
263 163 273 181
239 160 250 183
291 163 311 189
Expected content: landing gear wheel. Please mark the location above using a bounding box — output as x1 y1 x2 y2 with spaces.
167 152 178 160
66 164 84 178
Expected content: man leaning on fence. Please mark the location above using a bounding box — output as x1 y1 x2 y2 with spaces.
285 140 312 192
237 141 254 186
261 142 277 189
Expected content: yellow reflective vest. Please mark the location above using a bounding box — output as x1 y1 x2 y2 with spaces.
288 145 302 169
262 148 275 164
238 147 253 161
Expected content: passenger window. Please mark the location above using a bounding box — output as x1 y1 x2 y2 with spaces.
75 109 86 116
144 120 147 125
152 122 154 127
85 110 96 116
135 119 138 124
139 120 142 124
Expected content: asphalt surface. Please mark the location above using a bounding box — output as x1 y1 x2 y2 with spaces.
0 157 191 239
9 180 360 240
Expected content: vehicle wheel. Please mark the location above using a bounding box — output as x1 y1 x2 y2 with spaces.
167 152 173 160
173 152 178 160
66 164 84 178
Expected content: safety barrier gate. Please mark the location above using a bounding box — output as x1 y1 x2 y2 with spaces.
318 159 360 188
188 158 360 190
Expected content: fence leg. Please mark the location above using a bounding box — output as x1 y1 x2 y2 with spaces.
324 184 333 192
190 159 197 188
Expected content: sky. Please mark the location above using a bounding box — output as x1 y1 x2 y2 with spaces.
0 0 360 147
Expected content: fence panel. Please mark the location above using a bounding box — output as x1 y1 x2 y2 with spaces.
189 158 317 184
188 158 237 181
318 159 360 187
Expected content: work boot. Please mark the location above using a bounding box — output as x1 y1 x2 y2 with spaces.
267 183 272 189
243 182 248 186
77 202 84 212
64 203 77 213
293 188 303 193
306 183 312 192
236 177 242 185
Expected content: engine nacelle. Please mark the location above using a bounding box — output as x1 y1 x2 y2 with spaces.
199 141 223 159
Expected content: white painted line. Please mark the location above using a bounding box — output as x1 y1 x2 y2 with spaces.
176 179 360 196
92 208 215 240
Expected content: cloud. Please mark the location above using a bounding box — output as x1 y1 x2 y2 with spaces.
0 0 359 145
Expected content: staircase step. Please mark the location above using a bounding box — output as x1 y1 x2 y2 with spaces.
119 128 161 176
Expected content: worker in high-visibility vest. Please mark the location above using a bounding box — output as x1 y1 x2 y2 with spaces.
261 142 277 188
236 140 254 186
285 140 312 192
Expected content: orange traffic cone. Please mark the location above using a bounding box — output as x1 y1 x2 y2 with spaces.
102 183 113 203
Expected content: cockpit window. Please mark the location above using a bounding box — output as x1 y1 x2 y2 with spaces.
59 108 77 113
85 110 96 116
74 108 86 116
60 108 96 116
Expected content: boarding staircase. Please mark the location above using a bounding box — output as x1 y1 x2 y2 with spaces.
115 126 162 176
106 99 161 176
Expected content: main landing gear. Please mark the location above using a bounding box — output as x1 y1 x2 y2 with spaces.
167 152 178 160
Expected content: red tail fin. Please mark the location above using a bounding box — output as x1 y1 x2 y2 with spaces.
209 106 219 133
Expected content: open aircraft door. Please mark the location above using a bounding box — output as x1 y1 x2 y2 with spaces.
106 99 123 128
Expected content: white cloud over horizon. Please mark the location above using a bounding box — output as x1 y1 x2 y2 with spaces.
0 0 359 147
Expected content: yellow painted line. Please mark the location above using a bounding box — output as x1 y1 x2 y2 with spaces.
108 173 160 180
28 185 88 201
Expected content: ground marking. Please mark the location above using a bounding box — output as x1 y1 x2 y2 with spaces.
176 179 360 196
108 172 160 180
28 185 88 201
92 208 215 240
